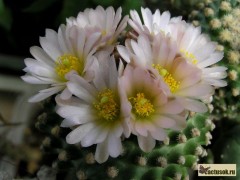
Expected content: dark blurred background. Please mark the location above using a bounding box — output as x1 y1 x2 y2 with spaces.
0 0 189 59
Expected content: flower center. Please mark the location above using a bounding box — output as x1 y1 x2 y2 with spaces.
55 54 83 81
94 89 119 121
129 93 155 118
180 49 198 65
152 64 180 93
101 30 107 36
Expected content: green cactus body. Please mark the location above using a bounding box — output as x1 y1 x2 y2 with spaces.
35 99 214 180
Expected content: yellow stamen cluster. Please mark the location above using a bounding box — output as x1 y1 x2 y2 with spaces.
152 64 180 93
55 54 83 81
101 30 107 36
130 93 154 118
94 89 119 121
180 49 198 64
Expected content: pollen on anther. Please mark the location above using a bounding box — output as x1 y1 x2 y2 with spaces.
129 93 155 118
94 89 119 121
55 54 83 81
152 64 180 93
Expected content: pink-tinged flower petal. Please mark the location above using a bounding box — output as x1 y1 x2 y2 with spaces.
39 37 62 61
156 37 169 67
197 52 224 68
194 42 216 61
128 20 142 35
117 45 131 63
92 61 107 91
94 53 118 90
67 74 97 102
60 88 72 100
106 7 115 30
24 58 55 78
45 28 59 45
55 95 86 106
203 66 227 73
180 26 200 50
61 119 80 127
143 122 157 132
168 114 187 130
66 123 95 144
58 25 71 53
131 40 146 66
141 7 153 32
83 32 101 57
111 125 123 138
176 83 214 97
69 6 126 49
21 75 55 84
30 46 55 65
129 10 143 33
108 134 122 157
94 129 109 144
154 115 176 128
67 82 95 103
179 70 201 89
204 79 227 87
95 139 109 163
122 117 131 138
57 105 92 125
171 58 197 81
112 7 122 28
119 66 134 94
203 70 227 79
129 8 177 36
166 39 178 67
158 11 171 30
153 92 168 107
135 122 148 137
152 9 161 25
76 28 86 57
29 86 63 102
137 134 156 152
158 99 184 114
150 128 167 141
81 126 108 147
177 98 208 112
114 15 129 38
108 56 119 89
138 36 152 60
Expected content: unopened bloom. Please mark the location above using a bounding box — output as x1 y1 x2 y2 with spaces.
56 53 130 163
67 6 128 49
22 25 101 102
119 65 186 152
118 34 213 112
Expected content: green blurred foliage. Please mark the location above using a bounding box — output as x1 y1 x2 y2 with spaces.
23 0 58 13
0 0 12 30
